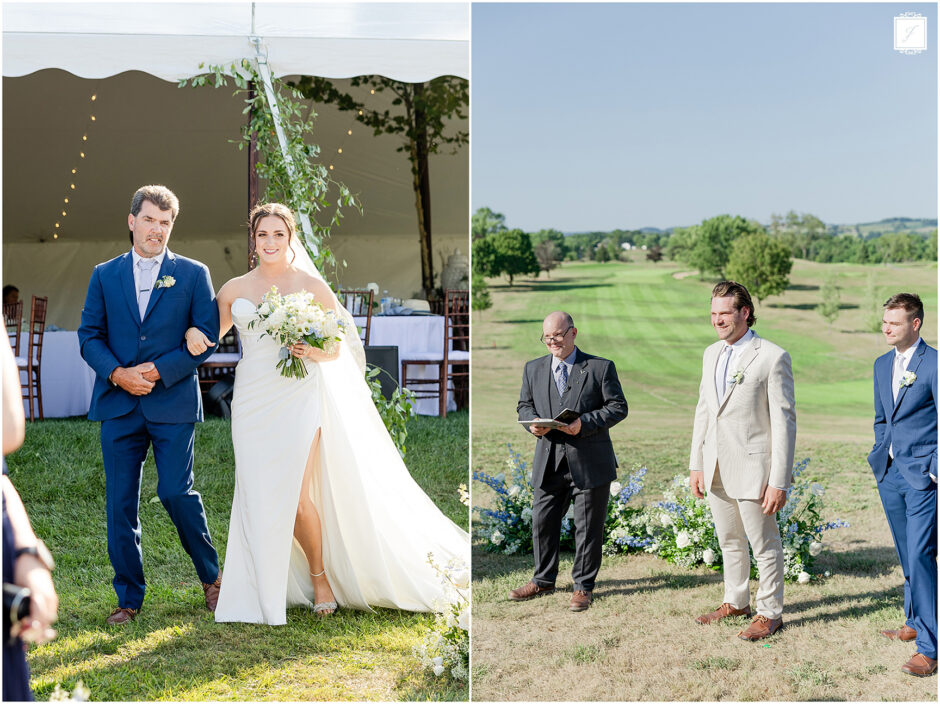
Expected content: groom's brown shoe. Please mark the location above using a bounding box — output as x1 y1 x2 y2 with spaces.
508 581 554 601
695 602 751 625
881 625 917 642
106 607 139 625
569 590 592 612
901 653 937 677
202 575 222 612
737 615 783 641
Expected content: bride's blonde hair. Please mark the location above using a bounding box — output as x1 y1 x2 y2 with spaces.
249 203 297 264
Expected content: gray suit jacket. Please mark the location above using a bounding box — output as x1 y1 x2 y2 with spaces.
689 333 797 500
517 349 628 490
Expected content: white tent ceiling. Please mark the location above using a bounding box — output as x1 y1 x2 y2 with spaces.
1 2 469 329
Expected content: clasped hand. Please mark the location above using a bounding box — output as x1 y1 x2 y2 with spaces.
113 363 159 396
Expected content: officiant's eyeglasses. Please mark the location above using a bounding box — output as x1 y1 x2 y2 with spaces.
540 327 573 344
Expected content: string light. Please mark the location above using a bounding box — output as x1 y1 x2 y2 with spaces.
347 129 352 135
51 88 101 241
337 148 342 154
329 164 334 170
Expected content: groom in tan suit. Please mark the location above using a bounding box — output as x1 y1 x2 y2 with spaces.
689 281 796 641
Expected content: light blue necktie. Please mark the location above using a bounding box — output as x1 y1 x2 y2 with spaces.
137 259 157 320
556 362 568 397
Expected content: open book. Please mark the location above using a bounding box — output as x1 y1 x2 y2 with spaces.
517 408 580 429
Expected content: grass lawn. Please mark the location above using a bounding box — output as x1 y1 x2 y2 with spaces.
7 410 468 701
470 258 937 701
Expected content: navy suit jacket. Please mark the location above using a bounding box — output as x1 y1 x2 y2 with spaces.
517 349 628 490
78 249 219 424
868 339 938 490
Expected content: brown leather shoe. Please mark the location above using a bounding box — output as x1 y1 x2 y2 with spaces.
738 614 783 641
508 581 555 601
881 625 917 642
695 602 752 625
106 607 139 625
569 590 592 612
202 575 222 611
901 653 937 677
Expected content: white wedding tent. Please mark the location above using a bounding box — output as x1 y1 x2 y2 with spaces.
2 2 469 329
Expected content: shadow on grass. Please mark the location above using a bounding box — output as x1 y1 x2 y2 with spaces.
784 586 903 628
786 284 821 292
600 571 721 598
490 282 614 295
766 303 860 311
816 544 901 578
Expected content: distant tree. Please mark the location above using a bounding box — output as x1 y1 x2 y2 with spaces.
927 229 938 262
815 273 841 326
864 273 885 332
472 207 507 241
492 228 539 285
770 211 828 260
530 228 568 260
472 234 500 277
646 245 663 263
606 239 622 262
875 232 924 262
690 215 763 278
725 231 792 302
471 272 492 316
593 243 611 262
664 226 698 263
534 239 562 277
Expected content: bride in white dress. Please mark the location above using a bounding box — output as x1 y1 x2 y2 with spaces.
185 203 469 625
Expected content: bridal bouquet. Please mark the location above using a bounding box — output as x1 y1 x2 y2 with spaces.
249 286 347 379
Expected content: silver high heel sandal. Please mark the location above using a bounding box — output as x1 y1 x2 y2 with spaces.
310 569 338 616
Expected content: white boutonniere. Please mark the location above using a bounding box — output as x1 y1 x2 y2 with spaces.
155 275 176 289
728 370 745 386
899 371 916 388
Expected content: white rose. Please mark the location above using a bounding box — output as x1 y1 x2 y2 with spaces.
521 507 532 524
676 531 691 549
609 482 622 497
451 569 470 590
684 476 691 486
433 665 445 677
797 571 811 584
660 514 673 527
809 541 823 557
432 656 443 666
366 282 379 295
457 607 470 631
490 530 504 545
702 548 715 565
508 484 521 498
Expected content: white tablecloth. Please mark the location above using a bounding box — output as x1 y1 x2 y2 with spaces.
20 330 95 419
363 315 457 416
19 321 460 419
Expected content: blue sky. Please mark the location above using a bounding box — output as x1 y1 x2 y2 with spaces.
472 3 938 231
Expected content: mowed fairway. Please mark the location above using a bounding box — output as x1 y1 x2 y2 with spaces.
471 259 937 701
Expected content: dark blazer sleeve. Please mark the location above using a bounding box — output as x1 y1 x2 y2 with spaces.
872 359 887 450
78 265 121 382
579 359 628 436
151 262 219 387
517 361 538 426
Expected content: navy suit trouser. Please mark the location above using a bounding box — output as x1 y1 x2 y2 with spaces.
101 404 219 609
876 460 938 660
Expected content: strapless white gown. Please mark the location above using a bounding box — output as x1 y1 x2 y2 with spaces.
214 297 469 625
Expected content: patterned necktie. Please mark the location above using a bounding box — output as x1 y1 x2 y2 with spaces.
556 362 569 397
137 258 157 320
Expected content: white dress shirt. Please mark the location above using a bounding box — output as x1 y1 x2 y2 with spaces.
714 329 754 403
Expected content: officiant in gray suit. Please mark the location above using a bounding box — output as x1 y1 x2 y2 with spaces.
511 311 628 612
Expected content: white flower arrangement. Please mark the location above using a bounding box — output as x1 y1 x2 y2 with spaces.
412 554 469 682
248 286 347 379
155 275 176 289
900 371 917 388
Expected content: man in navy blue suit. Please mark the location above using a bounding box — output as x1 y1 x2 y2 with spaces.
78 185 221 625
868 293 937 677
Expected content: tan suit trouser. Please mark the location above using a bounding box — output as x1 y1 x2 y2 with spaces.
708 466 784 620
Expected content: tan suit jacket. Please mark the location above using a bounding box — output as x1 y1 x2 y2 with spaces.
689 333 796 500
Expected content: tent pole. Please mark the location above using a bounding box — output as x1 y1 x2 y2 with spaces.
251 37 319 258
247 80 260 271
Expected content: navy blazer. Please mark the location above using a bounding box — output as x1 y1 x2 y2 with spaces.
868 339 938 490
78 249 219 424
517 349 628 490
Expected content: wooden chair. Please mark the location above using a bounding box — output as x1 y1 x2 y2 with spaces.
339 289 374 345
4 301 23 357
17 296 47 421
198 328 242 393
400 289 470 417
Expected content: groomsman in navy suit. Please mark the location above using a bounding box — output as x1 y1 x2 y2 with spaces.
868 293 937 677
78 185 221 625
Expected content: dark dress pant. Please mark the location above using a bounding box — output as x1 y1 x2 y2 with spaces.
532 457 610 592
876 460 938 660
101 404 219 609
